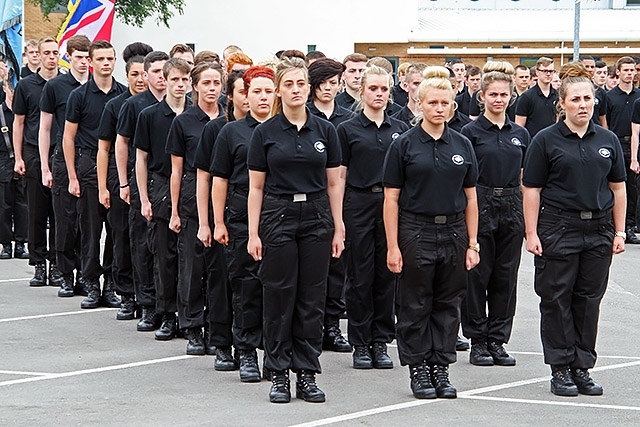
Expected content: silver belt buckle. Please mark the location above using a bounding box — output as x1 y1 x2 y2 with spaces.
371 185 383 193
493 188 504 196
434 215 447 224
580 211 593 220
1 126 9 133
293 193 307 202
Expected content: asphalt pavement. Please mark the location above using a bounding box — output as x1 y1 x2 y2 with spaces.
1 244 639 426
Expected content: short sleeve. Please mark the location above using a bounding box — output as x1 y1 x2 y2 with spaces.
165 116 186 157
462 138 479 188
12 82 28 116
324 123 341 168
522 135 549 188
515 91 532 117
39 82 56 113
65 90 82 123
632 98 640 125
211 126 233 178
608 132 627 183
133 110 151 152
337 123 350 167
98 101 117 141
247 125 267 172
382 139 405 188
116 100 135 138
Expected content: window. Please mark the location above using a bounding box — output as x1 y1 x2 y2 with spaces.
41 4 67 13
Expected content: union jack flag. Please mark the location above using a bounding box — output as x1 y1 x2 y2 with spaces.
57 0 115 68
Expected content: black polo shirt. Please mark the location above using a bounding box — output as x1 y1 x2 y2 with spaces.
391 83 408 107
461 114 530 188
166 103 224 173
455 89 473 116
522 120 626 211
134 99 178 178
247 111 341 195
212 113 261 193
40 71 83 147
66 77 126 150
468 89 519 121
335 91 357 110
392 105 415 128
193 115 228 172
0 102 14 155
98 90 133 143
13 72 53 147
383 124 478 216
606 85 640 139
592 86 607 126
116 90 161 140
448 110 471 133
515 84 558 137
307 101 352 128
337 111 408 189
21 66 35 79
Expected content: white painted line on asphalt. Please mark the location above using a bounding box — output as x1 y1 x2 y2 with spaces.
289 359 640 427
0 308 117 323
0 278 32 283
458 395 640 411
0 370 53 376
0 355 196 387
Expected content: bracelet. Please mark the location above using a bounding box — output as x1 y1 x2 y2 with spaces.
468 243 480 253
614 231 626 239
120 183 130 189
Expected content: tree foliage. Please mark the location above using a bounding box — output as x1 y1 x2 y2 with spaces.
32 0 186 28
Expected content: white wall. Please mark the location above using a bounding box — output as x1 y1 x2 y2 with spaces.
110 0 418 79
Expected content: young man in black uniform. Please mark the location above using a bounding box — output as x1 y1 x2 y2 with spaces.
335 53 367 110
450 60 466 95
593 61 607 90
39 35 90 297
135 58 189 341
515 57 558 138
21 40 40 78
455 66 481 116
393 63 426 127
63 40 126 309
607 56 640 243
13 36 60 287
579 56 608 127
0 79 28 260
390 62 409 107
97 53 148 318
115 51 168 330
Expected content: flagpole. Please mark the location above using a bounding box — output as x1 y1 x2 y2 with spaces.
573 0 580 62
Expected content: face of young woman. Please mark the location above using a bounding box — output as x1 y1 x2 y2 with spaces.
361 74 390 111
481 80 511 117
276 69 309 108
247 76 276 118
560 81 594 129
195 68 222 105
229 78 250 116
314 74 340 103
419 88 452 127
127 62 147 95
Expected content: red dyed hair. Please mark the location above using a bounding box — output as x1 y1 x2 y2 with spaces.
243 66 275 93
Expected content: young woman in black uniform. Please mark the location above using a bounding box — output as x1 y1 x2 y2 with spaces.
247 57 344 404
211 66 276 383
165 62 231 359
460 62 530 367
383 66 479 400
523 62 626 397
307 58 352 353
337 65 408 370
194 69 248 364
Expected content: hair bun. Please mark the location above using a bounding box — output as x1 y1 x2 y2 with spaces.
482 61 514 75
558 62 591 80
423 66 451 80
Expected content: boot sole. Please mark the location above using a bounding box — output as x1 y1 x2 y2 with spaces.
186 348 206 356
155 333 176 341
270 395 291 403
116 313 135 320
413 389 437 399
550 383 579 397
215 362 239 371
57 291 75 297
436 388 457 399
373 362 394 369
240 374 261 383
296 391 325 403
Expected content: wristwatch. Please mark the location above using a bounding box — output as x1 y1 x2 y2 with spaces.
614 231 627 240
468 243 480 253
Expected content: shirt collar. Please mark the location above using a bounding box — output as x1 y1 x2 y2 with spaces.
277 107 314 131
415 122 452 144
477 114 514 131
357 110 391 128
557 119 596 138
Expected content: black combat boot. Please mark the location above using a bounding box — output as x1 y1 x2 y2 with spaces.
550 365 579 396
571 368 603 395
269 370 291 403
74 273 89 296
371 342 394 369
49 263 64 287
238 349 261 382
155 313 177 340
14 242 29 259
430 364 457 398
409 362 437 399
470 339 494 366
117 295 136 320
80 279 101 309
185 328 205 355
100 276 121 308
137 307 160 331
29 263 46 287
353 345 373 369
215 346 238 371
57 273 75 297
1 243 12 259
295 370 325 403
322 318 352 352
488 340 516 366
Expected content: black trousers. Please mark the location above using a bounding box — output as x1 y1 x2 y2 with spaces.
147 173 177 316
534 208 613 369
462 188 523 344
177 172 232 347
621 140 639 229
260 193 333 373
129 175 155 308
0 152 27 244
225 190 262 350
324 251 347 323
344 189 395 346
75 150 112 282
23 144 55 265
107 157 134 295
395 213 468 367
51 147 80 275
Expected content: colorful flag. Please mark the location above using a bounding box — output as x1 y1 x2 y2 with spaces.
0 0 23 88
57 0 115 68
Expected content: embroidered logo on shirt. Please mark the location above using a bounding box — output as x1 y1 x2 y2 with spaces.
511 137 523 146
391 133 400 140
452 154 464 165
594 97 600 106
314 141 326 153
598 148 611 158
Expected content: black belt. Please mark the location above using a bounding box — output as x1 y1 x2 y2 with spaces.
182 169 196 179
265 190 326 202
401 210 464 224
229 186 248 198
348 185 383 193
477 185 520 197
619 136 631 144
541 206 611 220
77 147 97 157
